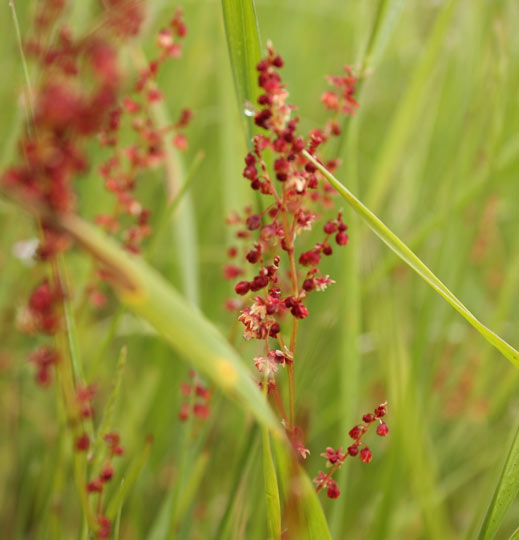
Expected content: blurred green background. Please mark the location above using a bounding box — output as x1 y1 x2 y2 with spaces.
1 0 518 538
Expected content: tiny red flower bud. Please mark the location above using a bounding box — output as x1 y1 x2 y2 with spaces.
377 422 389 437
324 221 337 234
87 478 103 493
272 55 284 68
250 275 269 291
246 249 260 264
234 281 250 295
291 303 309 319
349 424 367 440
322 244 333 256
335 231 349 246
303 278 315 291
243 165 258 180
100 463 114 482
327 482 341 499
193 403 210 420
246 214 261 231
245 153 256 167
178 402 189 421
269 322 280 337
75 434 90 452
256 59 268 72
360 447 372 463
374 403 387 418
362 413 375 423
347 445 359 457
305 162 317 173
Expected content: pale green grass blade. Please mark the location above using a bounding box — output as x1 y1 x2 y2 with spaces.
303 150 519 367
170 452 209 533
56 213 282 435
508 527 519 540
221 0 262 140
477 424 519 540
364 0 460 212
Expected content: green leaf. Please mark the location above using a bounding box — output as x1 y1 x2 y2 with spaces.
221 0 262 140
303 150 519 368
478 423 519 540
57 213 282 436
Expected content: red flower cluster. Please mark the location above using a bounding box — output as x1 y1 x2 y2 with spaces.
29 347 59 386
96 8 190 255
178 371 212 422
26 280 62 335
314 403 388 498
87 432 124 497
224 45 358 455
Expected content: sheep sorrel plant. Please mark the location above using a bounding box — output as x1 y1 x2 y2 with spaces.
224 43 389 500
2 0 519 539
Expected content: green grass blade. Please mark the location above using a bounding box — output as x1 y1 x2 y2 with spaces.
272 438 331 540
477 423 519 540
508 527 519 540
56 213 282 435
170 452 210 533
221 0 262 140
303 150 519 368
262 426 281 540
106 436 153 519
364 0 460 212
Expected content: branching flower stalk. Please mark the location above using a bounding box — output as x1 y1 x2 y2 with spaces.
225 43 389 498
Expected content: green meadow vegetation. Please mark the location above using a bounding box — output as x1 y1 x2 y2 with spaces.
1 1 518 539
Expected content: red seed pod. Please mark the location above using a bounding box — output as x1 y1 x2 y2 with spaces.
362 413 375 423
322 244 333 256
269 323 280 337
246 214 261 230
377 422 389 437
335 231 349 246
347 444 359 457
75 434 90 452
327 481 341 499
348 424 367 440
100 463 114 482
234 281 250 296
360 447 372 463
324 221 337 234
246 249 260 264
303 278 315 292
374 403 387 418
291 303 309 319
